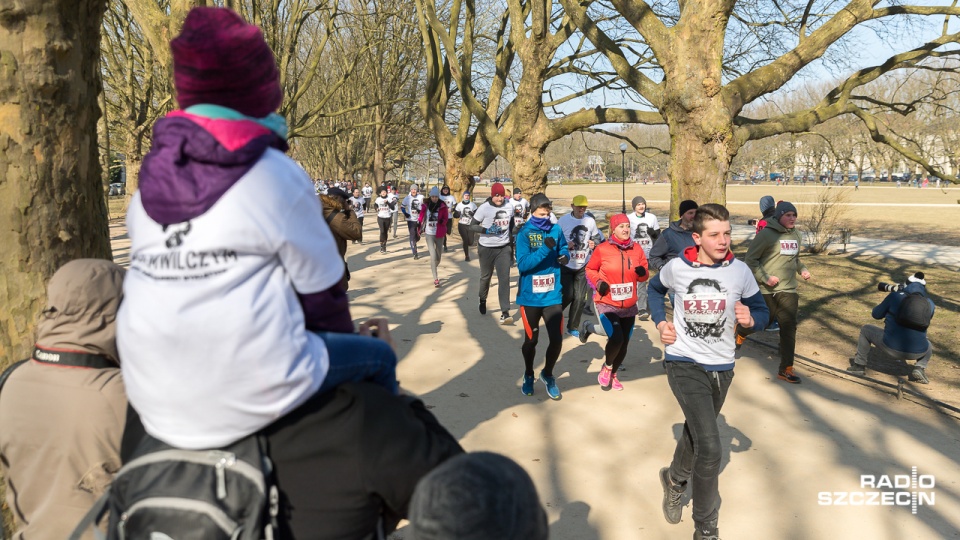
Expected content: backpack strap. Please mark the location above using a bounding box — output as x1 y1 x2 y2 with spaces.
0 359 28 395
68 490 110 540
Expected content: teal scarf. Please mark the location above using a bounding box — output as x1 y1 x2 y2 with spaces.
185 104 288 140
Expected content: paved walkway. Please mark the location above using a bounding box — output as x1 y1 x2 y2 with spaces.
109 222 960 539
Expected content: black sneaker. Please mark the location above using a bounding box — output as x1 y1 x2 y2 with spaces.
846 361 866 376
909 367 929 384
577 319 590 344
659 467 684 524
479 300 487 315
413 253 420 260
693 520 720 540
500 312 514 325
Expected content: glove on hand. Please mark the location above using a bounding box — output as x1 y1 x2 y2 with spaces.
543 236 556 249
485 224 503 235
635 266 646 278
557 255 569 266
597 281 610 297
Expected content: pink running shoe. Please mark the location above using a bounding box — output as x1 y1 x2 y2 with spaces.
611 373 624 391
598 364 612 387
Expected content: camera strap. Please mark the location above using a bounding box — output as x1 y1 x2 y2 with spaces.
32 346 115 369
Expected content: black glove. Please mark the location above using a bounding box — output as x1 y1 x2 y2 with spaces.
544 236 556 249
635 266 646 278
597 281 610 297
557 255 569 266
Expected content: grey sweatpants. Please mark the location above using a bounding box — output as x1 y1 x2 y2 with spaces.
478 244 512 314
854 324 932 369
425 235 443 280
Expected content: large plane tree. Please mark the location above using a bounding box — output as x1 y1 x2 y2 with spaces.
558 0 960 215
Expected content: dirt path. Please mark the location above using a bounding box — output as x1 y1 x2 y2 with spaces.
111 220 960 539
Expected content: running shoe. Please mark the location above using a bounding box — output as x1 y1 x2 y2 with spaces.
413 253 420 260
521 373 535 396
578 320 590 344
598 364 612 388
566 328 580 339
539 371 561 400
638 309 650 321
479 300 487 315
434 279 440 288
611 373 624 391
765 321 780 332
500 313 513 325
379 247 386 254
659 467 685 524
693 520 720 540
846 361 866 376
777 366 801 384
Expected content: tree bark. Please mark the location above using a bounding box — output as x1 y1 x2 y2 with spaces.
0 0 110 364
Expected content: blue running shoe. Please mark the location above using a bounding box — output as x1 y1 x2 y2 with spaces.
765 321 780 332
566 328 580 339
521 373 535 396
539 371 562 400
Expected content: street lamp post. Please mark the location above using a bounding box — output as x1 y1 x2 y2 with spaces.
619 143 628 213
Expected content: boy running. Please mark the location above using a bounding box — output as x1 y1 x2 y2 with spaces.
648 203 769 540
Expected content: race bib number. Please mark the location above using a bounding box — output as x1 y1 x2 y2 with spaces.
459 214 472 225
532 274 556 293
514 216 525 228
425 220 438 235
571 250 588 263
639 237 652 250
682 291 727 324
779 239 799 255
610 282 634 301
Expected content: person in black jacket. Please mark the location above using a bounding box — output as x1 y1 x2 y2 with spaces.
264 318 464 538
648 200 698 271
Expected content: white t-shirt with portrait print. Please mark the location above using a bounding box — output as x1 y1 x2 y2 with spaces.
119 148 342 449
557 213 600 271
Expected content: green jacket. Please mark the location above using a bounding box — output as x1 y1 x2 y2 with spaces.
744 221 808 294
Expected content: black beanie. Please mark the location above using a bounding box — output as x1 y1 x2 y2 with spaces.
679 200 698 215
408 452 549 540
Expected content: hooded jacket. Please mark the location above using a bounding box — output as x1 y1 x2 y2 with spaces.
585 238 649 311
648 220 696 271
515 221 569 307
0 260 130 540
874 282 935 354
418 199 450 238
744 219 808 294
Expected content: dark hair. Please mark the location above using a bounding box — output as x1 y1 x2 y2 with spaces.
692 203 729 234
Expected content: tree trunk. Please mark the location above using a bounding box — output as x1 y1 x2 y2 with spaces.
444 159 477 200
0 0 110 364
507 138 550 198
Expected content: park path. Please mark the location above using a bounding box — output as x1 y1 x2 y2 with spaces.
110 220 959 540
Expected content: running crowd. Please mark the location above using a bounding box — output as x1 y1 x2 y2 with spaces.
0 7 938 540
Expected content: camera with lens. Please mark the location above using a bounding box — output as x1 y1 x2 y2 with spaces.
878 271 924 293
877 281 905 293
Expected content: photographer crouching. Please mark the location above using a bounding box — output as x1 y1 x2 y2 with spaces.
847 272 935 384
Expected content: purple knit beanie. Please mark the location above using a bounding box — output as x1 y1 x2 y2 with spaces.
171 7 282 117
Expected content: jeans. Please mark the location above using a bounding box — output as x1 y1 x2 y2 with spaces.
854 324 932 368
315 331 398 395
560 266 589 331
665 361 734 524
478 244 512 314
406 221 420 255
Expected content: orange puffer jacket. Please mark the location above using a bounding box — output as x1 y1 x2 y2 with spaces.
585 239 649 310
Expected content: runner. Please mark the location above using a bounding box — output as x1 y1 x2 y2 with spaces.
557 195 602 338
627 196 660 319
401 185 425 259
736 201 811 383
361 182 374 211
469 182 515 324
439 185 457 253
390 185 400 238
509 188 530 265
515 194 569 400
348 188 366 244
647 203 769 540
453 191 479 261
419 187 450 287
578 214 649 391
374 186 396 254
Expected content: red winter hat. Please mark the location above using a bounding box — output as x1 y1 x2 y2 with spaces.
171 7 282 118
490 183 506 197
609 213 630 230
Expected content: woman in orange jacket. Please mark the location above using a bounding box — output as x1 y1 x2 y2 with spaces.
579 213 649 390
